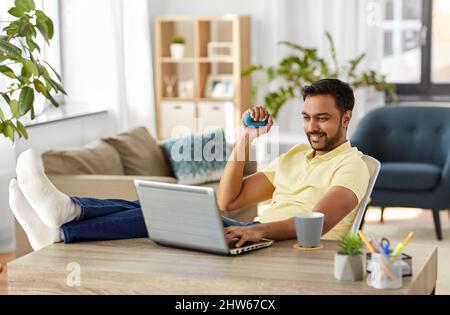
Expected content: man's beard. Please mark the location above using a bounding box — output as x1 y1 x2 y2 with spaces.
307 119 343 152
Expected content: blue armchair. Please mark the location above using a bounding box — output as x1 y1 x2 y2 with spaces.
351 106 450 240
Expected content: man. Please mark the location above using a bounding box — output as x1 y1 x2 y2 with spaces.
219 78 370 248
9 78 369 251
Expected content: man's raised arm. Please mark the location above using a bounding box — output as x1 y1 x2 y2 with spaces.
217 106 275 211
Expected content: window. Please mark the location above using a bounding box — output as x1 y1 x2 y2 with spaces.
381 0 450 97
381 0 422 83
431 0 450 83
0 0 63 115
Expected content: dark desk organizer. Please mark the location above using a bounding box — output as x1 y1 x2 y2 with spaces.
366 252 412 277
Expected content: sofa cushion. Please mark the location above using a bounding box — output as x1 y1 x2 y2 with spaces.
42 141 124 175
375 162 441 191
103 126 172 177
162 129 231 185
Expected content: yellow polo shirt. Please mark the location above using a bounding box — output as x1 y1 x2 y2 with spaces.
261 141 369 240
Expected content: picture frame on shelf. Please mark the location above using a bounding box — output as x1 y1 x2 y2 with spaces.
204 74 235 98
207 42 233 58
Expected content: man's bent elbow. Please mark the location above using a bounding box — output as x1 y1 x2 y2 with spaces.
217 200 239 212
217 200 228 211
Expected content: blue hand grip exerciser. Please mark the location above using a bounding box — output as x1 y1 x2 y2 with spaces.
243 112 269 128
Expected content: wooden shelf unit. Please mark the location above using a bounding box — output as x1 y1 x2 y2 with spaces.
154 15 251 140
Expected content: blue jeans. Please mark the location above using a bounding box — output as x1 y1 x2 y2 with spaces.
61 197 259 243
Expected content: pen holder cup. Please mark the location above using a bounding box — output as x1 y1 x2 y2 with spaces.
366 253 403 289
366 252 412 277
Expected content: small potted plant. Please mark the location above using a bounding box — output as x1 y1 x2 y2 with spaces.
334 232 364 281
170 36 186 59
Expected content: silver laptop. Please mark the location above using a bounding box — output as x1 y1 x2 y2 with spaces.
134 180 274 255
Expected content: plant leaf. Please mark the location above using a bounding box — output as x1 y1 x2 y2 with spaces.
0 65 17 79
325 31 339 76
17 16 33 37
0 53 8 63
17 75 30 85
347 53 366 78
2 93 11 105
242 65 264 77
22 59 39 78
10 100 20 119
18 86 34 115
36 16 49 43
26 35 41 53
33 78 47 94
36 10 54 40
44 91 59 107
48 78 67 95
5 120 15 141
15 0 35 12
0 39 22 58
278 40 306 54
16 120 28 139
34 79 59 107
37 63 50 78
45 18 54 40
8 7 25 18
0 107 4 120
44 61 61 82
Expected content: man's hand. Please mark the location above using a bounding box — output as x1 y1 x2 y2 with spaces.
241 106 273 141
224 225 265 248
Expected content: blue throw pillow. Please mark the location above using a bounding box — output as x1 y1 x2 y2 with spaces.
163 129 232 185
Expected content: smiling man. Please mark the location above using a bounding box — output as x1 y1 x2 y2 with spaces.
217 78 370 247
9 78 370 252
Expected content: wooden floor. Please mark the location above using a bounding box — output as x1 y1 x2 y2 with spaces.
0 253 15 295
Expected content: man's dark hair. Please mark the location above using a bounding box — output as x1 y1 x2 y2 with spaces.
302 78 355 113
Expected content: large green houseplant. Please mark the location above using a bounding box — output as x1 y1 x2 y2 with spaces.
243 32 397 118
0 0 66 142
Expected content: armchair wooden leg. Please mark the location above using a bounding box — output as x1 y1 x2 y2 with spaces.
380 207 385 223
431 208 443 241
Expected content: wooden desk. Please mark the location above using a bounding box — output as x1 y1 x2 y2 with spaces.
7 239 437 294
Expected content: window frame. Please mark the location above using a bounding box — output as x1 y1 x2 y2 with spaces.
395 0 450 98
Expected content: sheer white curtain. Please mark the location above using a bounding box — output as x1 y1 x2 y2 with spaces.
111 0 157 134
61 0 157 135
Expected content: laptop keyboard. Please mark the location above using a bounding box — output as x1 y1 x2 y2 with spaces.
227 238 262 249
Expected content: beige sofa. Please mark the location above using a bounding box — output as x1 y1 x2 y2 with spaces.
16 127 257 256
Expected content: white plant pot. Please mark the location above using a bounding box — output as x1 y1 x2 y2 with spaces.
334 253 364 281
170 43 185 59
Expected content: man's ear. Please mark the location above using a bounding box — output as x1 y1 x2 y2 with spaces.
342 110 352 128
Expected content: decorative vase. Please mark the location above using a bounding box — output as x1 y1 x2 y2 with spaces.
334 253 364 281
170 43 185 59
